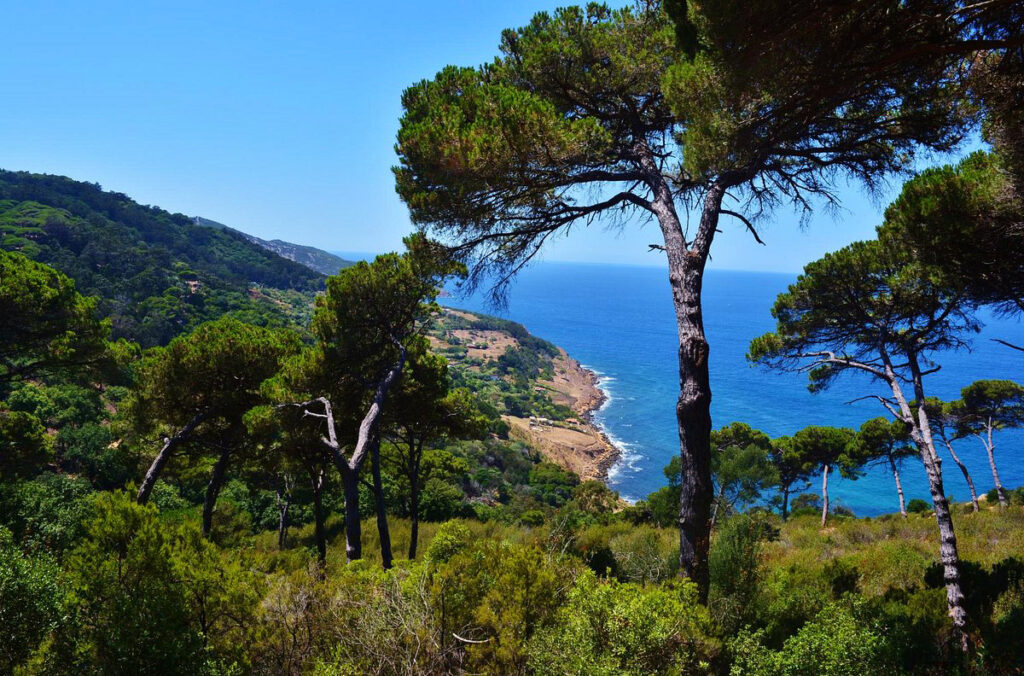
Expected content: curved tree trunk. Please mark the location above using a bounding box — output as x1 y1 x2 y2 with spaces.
918 440 969 651
371 434 393 569
895 352 969 652
136 411 206 504
202 447 231 539
781 484 791 521
942 438 979 512
820 464 830 527
888 456 907 518
981 423 1007 508
311 468 326 571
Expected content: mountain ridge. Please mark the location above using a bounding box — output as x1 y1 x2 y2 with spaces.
193 216 353 276
0 169 322 347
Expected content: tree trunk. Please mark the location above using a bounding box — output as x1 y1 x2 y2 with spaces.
371 434 393 569
782 484 791 521
276 485 291 550
893 352 969 651
409 473 420 560
820 464 830 527
202 446 231 539
648 169 724 604
941 438 979 512
710 484 727 530
311 468 326 570
317 346 407 564
136 411 206 504
888 456 907 518
981 422 1007 508
341 466 362 562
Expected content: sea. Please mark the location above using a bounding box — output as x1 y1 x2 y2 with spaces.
438 262 1024 516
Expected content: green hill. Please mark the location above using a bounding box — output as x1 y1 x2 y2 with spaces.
193 216 354 276
0 170 323 347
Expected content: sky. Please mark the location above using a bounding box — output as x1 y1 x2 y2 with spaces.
0 1 974 272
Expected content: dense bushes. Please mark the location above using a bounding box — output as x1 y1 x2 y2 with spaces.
529 572 719 674
5 473 1024 673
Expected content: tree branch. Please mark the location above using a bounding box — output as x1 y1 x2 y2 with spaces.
720 209 765 245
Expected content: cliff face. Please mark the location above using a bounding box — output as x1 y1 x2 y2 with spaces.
429 307 620 481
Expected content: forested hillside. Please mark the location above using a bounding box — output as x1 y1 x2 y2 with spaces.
0 171 323 346
193 216 354 276
2 0 1023 673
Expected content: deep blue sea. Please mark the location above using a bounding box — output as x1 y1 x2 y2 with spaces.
442 262 1024 516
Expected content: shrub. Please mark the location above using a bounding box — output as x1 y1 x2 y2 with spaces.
34 492 207 674
730 601 891 675
907 499 930 514
426 521 472 564
0 473 95 556
710 515 777 634
528 462 579 507
31 491 261 674
608 527 677 583
528 571 720 675
430 540 573 673
0 528 62 672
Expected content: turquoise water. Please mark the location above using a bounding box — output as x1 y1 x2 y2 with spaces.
444 262 1024 515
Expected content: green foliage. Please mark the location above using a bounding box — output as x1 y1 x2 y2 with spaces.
0 527 62 672
529 461 580 507
855 417 916 467
608 527 678 584
308 234 464 392
426 520 472 564
664 0 971 184
907 499 931 514
712 423 778 518
878 151 1024 316
0 405 50 480
431 540 572 673
567 480 620 520
394 4 677 293
0 250 110 393
790 426 858 478
0 174 324 347
4 382 134 488
710 515 777 635
0 473 96 556
730 601 890 675
748 235 980 392
130 318 302 434
528 570 719 675
959 379 1024 433
37 492 207 674
34 492 261 674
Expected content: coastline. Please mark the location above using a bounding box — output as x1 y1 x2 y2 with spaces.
431 306 624 484
504 348 623 483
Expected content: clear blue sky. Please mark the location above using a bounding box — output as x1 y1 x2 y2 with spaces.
0 1 972 272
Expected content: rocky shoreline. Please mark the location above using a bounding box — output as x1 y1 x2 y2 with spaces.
430 307 624 484
505 348 622 483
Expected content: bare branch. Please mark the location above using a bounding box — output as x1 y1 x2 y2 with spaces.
846 394 902 419
992 338 1024 353
720 209 765 245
